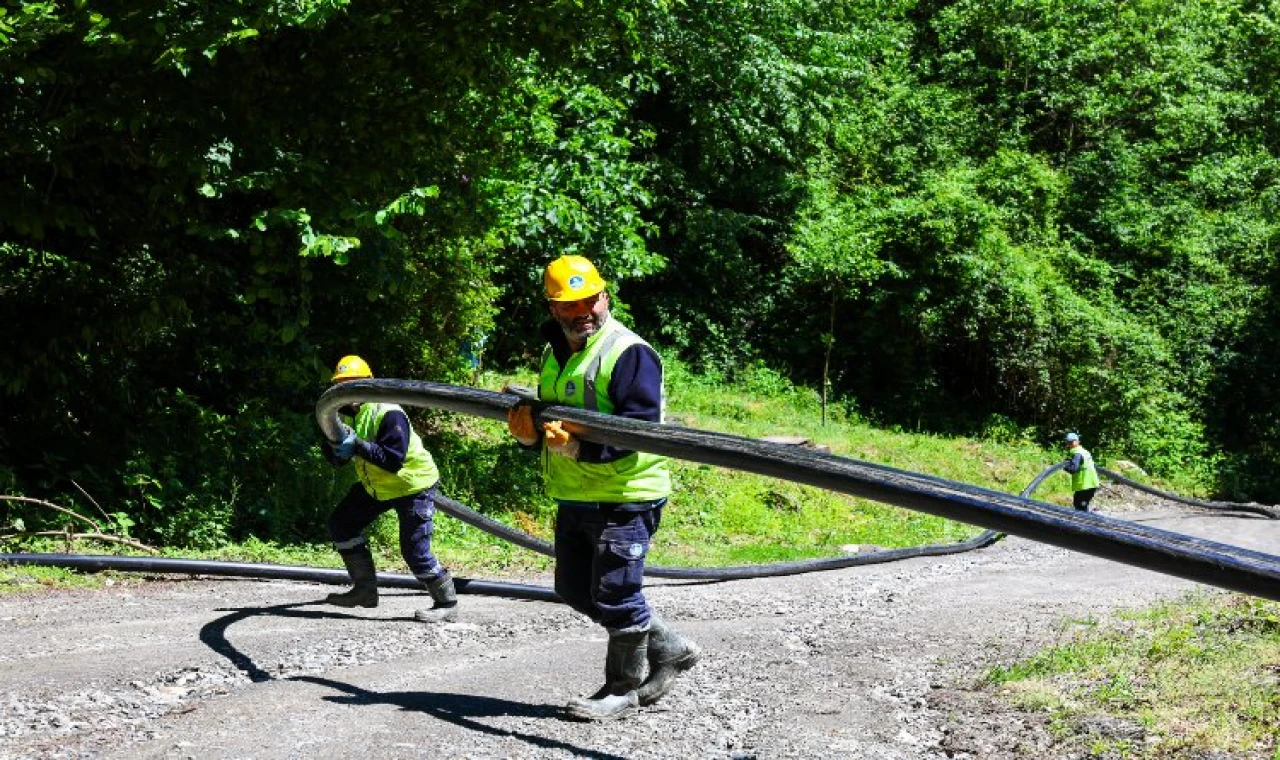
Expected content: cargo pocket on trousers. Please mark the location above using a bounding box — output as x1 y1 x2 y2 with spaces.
598 536 648 597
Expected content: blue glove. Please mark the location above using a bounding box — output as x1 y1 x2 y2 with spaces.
334 428 358 460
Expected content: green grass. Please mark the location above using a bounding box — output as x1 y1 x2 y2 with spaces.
0 562 118 594
986 591 1280 758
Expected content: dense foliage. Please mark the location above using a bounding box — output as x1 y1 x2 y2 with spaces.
3 0 1279 545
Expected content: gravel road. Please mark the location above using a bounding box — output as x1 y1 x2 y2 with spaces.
2 489 1277 760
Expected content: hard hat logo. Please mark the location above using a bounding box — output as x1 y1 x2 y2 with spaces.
544 255 606 301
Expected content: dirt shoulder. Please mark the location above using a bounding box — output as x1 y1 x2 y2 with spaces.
2 495 1276 759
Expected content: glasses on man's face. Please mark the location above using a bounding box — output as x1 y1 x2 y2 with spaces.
551 293 604 313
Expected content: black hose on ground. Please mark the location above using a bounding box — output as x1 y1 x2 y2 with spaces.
1096 466 1280 519
0 553 560 603
436 492 1003 581
0 464 1041 593
315 379 1280 601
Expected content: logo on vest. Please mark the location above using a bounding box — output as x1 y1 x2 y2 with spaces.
568 275 585 290
628 543 645 558
565 380 577 397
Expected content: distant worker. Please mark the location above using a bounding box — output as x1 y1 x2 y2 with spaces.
507 255 701 721
1062 432 1100 512
322 355 459 623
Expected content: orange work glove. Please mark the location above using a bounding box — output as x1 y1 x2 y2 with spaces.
543 420 580 458
507 404 539 445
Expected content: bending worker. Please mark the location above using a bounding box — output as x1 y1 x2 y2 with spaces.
322 355 459 623
507 255 701 721
1063 431 1100 512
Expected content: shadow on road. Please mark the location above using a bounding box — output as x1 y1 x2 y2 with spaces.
199 599 415 682
294 675 629 760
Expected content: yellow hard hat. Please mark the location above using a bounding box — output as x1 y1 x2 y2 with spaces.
332 355 374 382
544 255 606 302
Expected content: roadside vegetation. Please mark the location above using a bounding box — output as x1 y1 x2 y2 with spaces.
986 591 1280 759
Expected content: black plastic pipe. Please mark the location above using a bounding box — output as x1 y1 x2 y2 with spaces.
1097 466 1279 519
0 553 560 603
316 379 1280 602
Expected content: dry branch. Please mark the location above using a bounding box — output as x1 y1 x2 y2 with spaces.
0 495 101 531
0 494 158 554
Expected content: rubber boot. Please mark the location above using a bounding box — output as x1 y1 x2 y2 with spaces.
565 629 648 721
635 613 701 705
325 544 379 608
413 571 459 623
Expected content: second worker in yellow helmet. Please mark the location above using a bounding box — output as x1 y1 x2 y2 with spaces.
323 354 460 623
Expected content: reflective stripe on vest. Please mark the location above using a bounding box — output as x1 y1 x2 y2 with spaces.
538 318 671 502
347 402 439 501
1071 447 1100 492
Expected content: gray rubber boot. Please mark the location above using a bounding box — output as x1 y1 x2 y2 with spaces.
413 571 459 623
326 544 379 608
565 629 648 721
635 613 701 705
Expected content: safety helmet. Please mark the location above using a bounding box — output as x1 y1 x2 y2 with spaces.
544 255 607 302
1064 432 1080 443
332 355 374 382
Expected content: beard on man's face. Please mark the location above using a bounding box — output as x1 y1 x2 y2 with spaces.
556 309 607 343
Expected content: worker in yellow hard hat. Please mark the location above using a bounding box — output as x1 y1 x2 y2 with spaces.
322 354 459 623
506 255 701 721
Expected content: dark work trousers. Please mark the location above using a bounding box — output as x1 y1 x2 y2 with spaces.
554 500 664 632
327 483 445 583
1073 488 1098 512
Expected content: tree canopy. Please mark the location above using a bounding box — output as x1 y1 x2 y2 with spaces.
4 0 1280 545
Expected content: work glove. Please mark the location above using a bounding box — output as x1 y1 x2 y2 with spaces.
333 428 359 460
543 420 580 459
507 404 539 446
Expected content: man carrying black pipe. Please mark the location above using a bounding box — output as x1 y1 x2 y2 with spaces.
507 255 701 721
322 355 459 623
